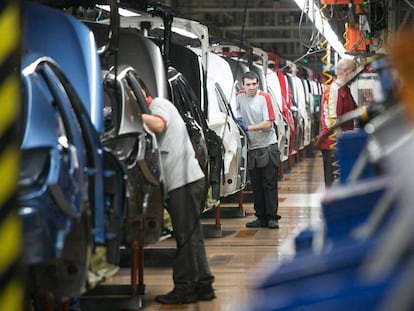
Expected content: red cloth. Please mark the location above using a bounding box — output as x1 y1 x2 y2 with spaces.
316 83 357 150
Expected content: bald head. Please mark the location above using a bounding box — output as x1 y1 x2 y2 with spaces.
337 58 356 73
336 58 356 83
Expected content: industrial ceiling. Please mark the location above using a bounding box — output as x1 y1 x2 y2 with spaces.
166 0 414 70
37 0 414 71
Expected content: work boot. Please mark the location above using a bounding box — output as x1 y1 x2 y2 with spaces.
196 284 216 301
246 218 267 228
155 288 197 304
268 219 279 229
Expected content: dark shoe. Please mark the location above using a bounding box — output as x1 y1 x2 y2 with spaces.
246 218 267 228
155 289 197 304
268 219 279 229
196 284 216 301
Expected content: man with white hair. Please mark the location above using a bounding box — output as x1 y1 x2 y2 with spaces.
316 58 358 186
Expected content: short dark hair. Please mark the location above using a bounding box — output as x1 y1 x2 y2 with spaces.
242 71 259 84
137 76 152 98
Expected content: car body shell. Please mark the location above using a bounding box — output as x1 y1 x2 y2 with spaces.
20 54 94 298
21 2 128 297
194 48 248 196
101 65 164 246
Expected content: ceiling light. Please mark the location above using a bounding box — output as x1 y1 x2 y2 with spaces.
96 5 140 17
294 0 346 57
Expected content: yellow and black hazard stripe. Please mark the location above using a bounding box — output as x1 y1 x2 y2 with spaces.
0 1 23 310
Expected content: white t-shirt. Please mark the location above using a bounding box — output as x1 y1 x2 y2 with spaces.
236 90 277 150
149 97 205 192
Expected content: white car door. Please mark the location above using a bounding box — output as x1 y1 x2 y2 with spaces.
267 70 290 162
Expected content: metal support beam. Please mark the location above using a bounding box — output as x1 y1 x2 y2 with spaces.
173 7 301 13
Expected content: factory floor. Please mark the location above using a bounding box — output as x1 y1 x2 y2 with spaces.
81 151 325 311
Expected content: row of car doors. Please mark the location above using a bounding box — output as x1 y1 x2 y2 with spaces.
18 1 325 305
217 49 324 162
88 14 249 201
100 5 324 198
20 2 168 305
19 1 251 305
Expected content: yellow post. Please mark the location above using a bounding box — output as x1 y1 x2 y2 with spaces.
0 1 23 310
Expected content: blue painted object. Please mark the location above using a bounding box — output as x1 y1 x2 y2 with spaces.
20 53 86 264
248 235 407 311
22 2 108 245
20 53 94 297
256 238 376 290
250 263 400 311
22 1 104 134
294 228 315 254
336 130 375 183
321 177 389 242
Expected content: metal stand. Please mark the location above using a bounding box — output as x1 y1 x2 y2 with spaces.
201 190 248 237
81 243 145 311
279 163 284 180
202 202 223 237
288 153 293 170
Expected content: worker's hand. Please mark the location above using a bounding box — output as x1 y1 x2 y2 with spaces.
236 118 248 131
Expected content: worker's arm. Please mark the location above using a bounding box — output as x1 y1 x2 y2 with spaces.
141 113 166 134
248 120 273 131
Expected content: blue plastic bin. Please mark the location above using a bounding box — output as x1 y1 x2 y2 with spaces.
336 130 375 183
322 177 390 242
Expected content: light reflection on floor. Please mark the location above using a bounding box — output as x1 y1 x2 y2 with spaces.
81 155 325 311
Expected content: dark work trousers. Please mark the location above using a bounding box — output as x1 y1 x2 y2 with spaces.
321 149 337 186
166 177 214 294
249 158 279 222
